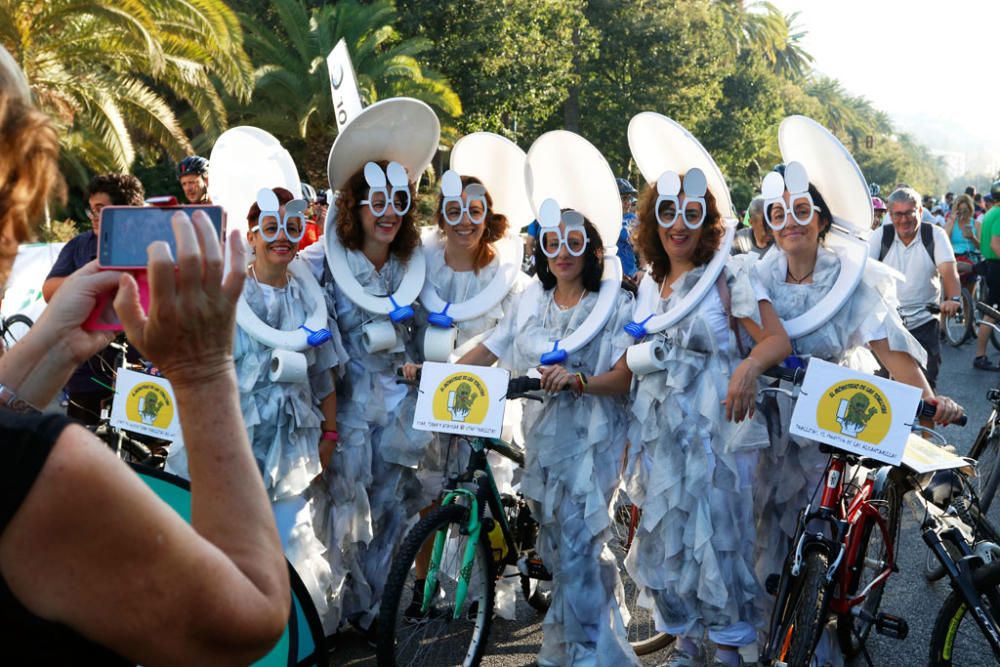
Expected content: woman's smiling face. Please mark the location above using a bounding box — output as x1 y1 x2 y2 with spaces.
770 190 822 256
657 193 704 265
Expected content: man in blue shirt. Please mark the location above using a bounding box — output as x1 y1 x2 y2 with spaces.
43 173 144 424
616 178 639 283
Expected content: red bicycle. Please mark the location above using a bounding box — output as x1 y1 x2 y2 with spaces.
759 365 966 666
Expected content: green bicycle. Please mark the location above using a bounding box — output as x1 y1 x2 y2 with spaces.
376 374 551 666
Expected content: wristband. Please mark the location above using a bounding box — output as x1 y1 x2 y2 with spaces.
321 430 339 442
0 384 39 414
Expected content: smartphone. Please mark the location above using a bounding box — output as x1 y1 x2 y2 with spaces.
97 205 226 268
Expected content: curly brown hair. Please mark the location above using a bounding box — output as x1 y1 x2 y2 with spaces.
87 173 145 206
635 177 724 283
333 160 420 261
434 175 509 273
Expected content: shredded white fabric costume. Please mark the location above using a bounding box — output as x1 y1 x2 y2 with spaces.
486 286 639 667
313 247 431 632
624 260 768 647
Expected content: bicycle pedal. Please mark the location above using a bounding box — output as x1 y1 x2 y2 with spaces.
517 553 552 581
874 612 908 640
765 573 780 595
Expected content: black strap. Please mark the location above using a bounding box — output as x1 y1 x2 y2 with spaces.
878 224 895 261
920 222 936 262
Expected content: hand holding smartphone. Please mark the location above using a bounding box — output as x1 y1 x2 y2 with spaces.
84 205 227 331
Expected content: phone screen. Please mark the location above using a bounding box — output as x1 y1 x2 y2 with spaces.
98 206 225 268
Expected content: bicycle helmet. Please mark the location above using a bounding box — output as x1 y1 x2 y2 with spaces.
990 181 1000 201
871 196 886 211
178 155 209 177
616 177 637 196
300 182 318 203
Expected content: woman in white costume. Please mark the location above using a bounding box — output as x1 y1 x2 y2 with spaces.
749 117 962 661
459 131 639 666
235 187 346 625
304 98 439 636
622 113 791 667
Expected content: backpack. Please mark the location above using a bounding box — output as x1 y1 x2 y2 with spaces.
878 222 935 263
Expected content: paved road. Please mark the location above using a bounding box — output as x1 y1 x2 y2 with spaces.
331 340 1000 666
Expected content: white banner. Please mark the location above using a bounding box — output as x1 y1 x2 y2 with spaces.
327 39 363 132
789 358 921 466
413 362 510 439
1 242 65 323
110 368 181 441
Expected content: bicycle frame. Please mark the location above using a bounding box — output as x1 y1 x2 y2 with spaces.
764 452 897 660
423 437 521 619
912 479 1000 659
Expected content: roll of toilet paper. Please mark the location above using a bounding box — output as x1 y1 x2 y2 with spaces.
269 349 309 383
626 339 669 376
423 326 457 363
362 320 399 353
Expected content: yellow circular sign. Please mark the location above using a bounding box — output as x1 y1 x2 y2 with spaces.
125 382 175 430
816 379 892 445
432 372 489 425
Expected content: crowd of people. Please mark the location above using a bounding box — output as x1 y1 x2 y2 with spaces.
0 43 981 667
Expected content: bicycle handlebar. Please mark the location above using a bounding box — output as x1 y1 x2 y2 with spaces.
762 365 967 427
395 368 543 400
979 301 1000 322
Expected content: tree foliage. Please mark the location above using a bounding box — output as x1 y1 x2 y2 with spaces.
395 0 585 145
0 0 253 183
231 0 461 186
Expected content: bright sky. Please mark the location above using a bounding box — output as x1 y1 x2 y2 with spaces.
770 0 1000 174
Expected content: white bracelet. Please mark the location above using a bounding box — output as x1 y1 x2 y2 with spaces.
0 383 40 413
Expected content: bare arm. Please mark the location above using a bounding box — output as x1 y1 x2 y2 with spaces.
318 386 338 470
0 214 289 665
868 338 962 424
0 263 121 407
583 353 632 396
537 353 632 396
456 342 499 367
938 260 961 316
991 233 1000 258
41 276 65 302
727 300 792 422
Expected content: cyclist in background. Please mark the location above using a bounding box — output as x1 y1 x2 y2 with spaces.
872 196 887 229
177 155 210 204
972 182 1000 370
617 177 641 285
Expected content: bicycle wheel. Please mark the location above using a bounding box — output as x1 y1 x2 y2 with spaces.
928 558 1000 666
943 288 973 346
837 475 902 656
377 503 495 667
770 545 831 667
608 490 673 655
1 313 32 349
975 431 1000 514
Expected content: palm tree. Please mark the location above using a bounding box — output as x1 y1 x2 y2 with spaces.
233 0 461 186
0 0 253 182
717 1 813 80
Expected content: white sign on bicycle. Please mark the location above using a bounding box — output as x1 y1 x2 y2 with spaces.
413 362 510 438
109 368 181 441
788 358 921 466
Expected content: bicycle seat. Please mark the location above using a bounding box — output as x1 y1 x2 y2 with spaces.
917 469 963 509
